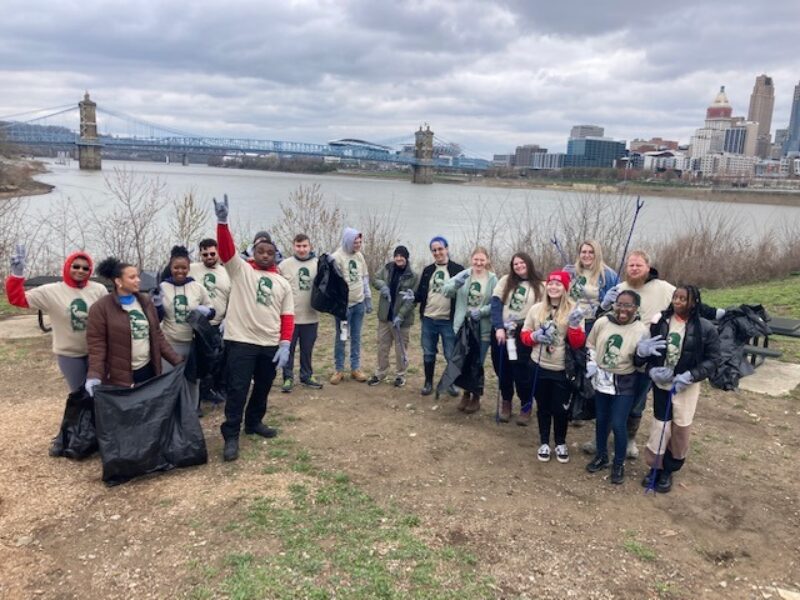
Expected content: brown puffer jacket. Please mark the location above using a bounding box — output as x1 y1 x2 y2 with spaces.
87 292 182 386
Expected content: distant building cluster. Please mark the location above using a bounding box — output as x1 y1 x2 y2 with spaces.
494 74 800 182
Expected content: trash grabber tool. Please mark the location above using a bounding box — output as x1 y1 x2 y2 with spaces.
616 196 644 276
645 386 674 495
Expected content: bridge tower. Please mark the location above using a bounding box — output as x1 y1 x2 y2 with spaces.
412 124 434 184
78 92 101 170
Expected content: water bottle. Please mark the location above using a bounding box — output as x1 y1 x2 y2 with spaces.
340 320 349 341
506 335 518 361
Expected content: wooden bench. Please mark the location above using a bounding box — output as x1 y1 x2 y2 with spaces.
746 315 800 367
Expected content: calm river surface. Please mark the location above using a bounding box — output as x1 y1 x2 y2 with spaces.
30 159 800 255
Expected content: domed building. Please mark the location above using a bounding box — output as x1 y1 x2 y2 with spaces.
690 86 735 158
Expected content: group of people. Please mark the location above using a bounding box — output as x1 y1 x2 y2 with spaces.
5 194 724 491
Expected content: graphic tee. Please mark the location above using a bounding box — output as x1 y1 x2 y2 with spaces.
223 255 294 346
25 281 107 357
657 316 687 390
159 280 210 344
189 262 231 325
465 273 489 309
618 279 676 324
587 316 647 376
523 303 575 372
122 298 151 370
331 249 368 307
569 268 600 313
493 276 541 323
424 264 452 320
278 256 319 325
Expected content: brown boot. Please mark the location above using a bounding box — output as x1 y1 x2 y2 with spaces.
464 393 481 414
516 409 531 426
457 391 470 412
498 400 512 423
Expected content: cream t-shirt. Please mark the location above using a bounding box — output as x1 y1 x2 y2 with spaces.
618 279 675 325
278 256 319 325
159 280 210 344
587 316 648 376
331 249 367 307
424 264 452 320
189 262 231 326
122 298 151 370
493 276 542 323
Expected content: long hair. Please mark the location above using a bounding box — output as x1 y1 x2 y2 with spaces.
573 239 609 287
663 284 705 359
533 283 575 330
501 252 543 304
470 246 493 273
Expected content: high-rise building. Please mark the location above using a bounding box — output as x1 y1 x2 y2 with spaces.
784 82 800 155
565 137 626 168
724 119 759 156
690 86 734 159
514 144 546 168
569 125 604 139
747 74 775 158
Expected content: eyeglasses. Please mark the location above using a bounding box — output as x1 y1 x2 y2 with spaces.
201 252 217 257
614 302 637 309
71 265 90 271
431 248 445 253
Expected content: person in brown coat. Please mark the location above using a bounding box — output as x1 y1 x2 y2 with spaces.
85 257 182 394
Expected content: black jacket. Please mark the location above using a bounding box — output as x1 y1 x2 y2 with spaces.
709 304 771 391
415 260 464 320
648 310 721 382
311 254 348 321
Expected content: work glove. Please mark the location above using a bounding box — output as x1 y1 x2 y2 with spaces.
469 308 482 321
532 323 556 345
392 315 403 328
219 320 226 335
586 360 598 379
213 194 229 224
563 264 577 278
379 285 390 300
715 308 726 320
400 289 415 303
192 305 212 318
364 296 373 314
9 244 26 277
85 378 101 397
451 269 470 289
600 285 620 311
272 340 291 369
504 319 518 334
567 306 588 328
673 371 694 394
150 286 163 307
636 334 667 358
648 366 674 386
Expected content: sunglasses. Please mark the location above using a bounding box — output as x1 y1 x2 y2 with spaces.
201 252 217 257
71 265 90 271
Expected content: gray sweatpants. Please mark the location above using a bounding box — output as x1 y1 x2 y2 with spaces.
163 341 199 408
56 355 88 393
374 321 410 379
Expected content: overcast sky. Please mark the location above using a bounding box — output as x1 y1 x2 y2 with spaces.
1 0 798 156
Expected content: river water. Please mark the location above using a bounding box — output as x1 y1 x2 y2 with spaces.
29 159 800 256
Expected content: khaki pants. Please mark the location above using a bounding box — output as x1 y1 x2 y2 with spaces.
375 321 410 379
644 382 700 467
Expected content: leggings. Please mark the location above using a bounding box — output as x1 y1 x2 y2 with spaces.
56 355 88 393
534 373 571 446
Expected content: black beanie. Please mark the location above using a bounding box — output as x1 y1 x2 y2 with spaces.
393 245 410 260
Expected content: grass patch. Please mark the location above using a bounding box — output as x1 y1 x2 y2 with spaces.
622 532 657 562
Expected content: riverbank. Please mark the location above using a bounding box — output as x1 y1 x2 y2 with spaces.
0 158 54 199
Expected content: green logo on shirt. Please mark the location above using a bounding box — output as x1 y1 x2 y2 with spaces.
570 275 587 300
431 270 445 293
348 259 359 283
298 267 311 291
508 285 527 312
467 281 483 308
203 273 217 299
256 276 273 306
129 309 149 340
69 298 88 331
667 332 682 367
600 334 623 368
174 294 189 324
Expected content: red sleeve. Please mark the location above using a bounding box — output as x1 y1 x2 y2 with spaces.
567 326 586 349
5 275 29 308
519 329 534 347
280 314 294 343
216 223 236 263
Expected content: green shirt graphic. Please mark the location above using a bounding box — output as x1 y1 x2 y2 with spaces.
467 281 483 308
666 332 682 368
69 298 89 331
431 270 445 293
128 309 149 340
203 273 217 299
570 275 587 301
508 285 527 312
173 294 189 324
600 334 624 369
256 276 273 306
348 259 359 283
298 267 311 291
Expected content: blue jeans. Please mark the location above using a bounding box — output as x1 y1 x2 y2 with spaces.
629 370 652 419
594 392 635 466
421 316 456 364
334 301 365 371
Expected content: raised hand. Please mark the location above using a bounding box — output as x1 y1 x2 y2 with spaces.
213 194 229 223
636 334 667 358
9 244 26 277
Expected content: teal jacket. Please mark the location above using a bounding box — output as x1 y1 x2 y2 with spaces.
442 268 497 340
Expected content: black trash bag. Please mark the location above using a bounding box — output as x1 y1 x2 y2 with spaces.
94 363 208 486
438 317 484 396
185 311 224 384
50 388 98 460
311 254 348 321
710 304 771 391
564 344 596 421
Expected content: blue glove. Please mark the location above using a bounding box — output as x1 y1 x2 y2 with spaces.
504 319 518 334
715 308 726 320
586 360 598 379
150 286 163 307
213 194 229 223
85 378 101 397
532 323 555 345
564 264 577 278
192 305 212 317
567 306 586 328
600 285 620 311
9 244 26 277
673 371 694 394
469 308 482 320
364 296 373 314
379 285 390 300
648 366 674 386
272 340 291 369
451 270 470 288
636 334 666 358
393 315 403 328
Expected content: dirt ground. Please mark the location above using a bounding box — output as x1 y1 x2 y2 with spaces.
1 325 799 599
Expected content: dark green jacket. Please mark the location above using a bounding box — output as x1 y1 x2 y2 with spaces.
372 262 419 326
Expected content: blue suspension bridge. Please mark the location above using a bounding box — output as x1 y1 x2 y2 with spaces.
0 94 490 183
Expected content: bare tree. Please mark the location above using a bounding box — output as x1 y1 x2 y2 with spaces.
271 184 346 256
169 190 209 249
358 202 404 277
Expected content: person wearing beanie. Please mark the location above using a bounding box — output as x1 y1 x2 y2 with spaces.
412 236 464 397
442 246 497 413
367 245 419 388
490 252 544 424
6 246 108 456
519 270 587 461
278 233 324 392
242 230 284 264
329 226 371 384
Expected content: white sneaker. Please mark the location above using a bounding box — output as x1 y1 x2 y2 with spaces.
537 444 551 462
555 444 570 463
626 439 639 459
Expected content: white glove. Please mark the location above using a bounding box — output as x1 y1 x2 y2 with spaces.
451 270 470 288
213 194 229 224
533 323 556 345
85 378 101 397
9 244 26 277
272 340 291 369
192 305 212 317
673 371 694 394
600 285 620 311
636 334 667 358
586 360 598 379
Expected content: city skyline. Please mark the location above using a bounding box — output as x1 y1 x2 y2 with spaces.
1 0 799 157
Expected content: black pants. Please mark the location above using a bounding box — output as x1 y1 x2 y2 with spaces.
283 322 318 382
535 371 571 446
490 335 533 410
133 362 156 385
221 341 277 440
200 325 226 401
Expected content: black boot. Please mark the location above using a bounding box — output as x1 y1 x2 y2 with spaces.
223 437 239 462
641 468 661 488
656 470 673 493
421 361 435 396
586 454 609 473
610 463 625 484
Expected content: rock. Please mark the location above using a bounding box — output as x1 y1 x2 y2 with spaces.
776 588 800 600
15 535 33 547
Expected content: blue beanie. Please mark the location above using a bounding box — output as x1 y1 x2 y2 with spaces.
429 236 448 249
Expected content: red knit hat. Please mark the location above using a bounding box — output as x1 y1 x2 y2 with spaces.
547 270 571 290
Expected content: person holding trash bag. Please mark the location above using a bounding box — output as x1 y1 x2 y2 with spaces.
564 240 618 335
585 289 666 484
213 195 294 462
367 245 419 388
442 246 497 413
642 285 721 493
519 271 587 460
85 257 183 392
6 246 108 456
414 236 464 397
329 227 371 385
490 252 543 424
